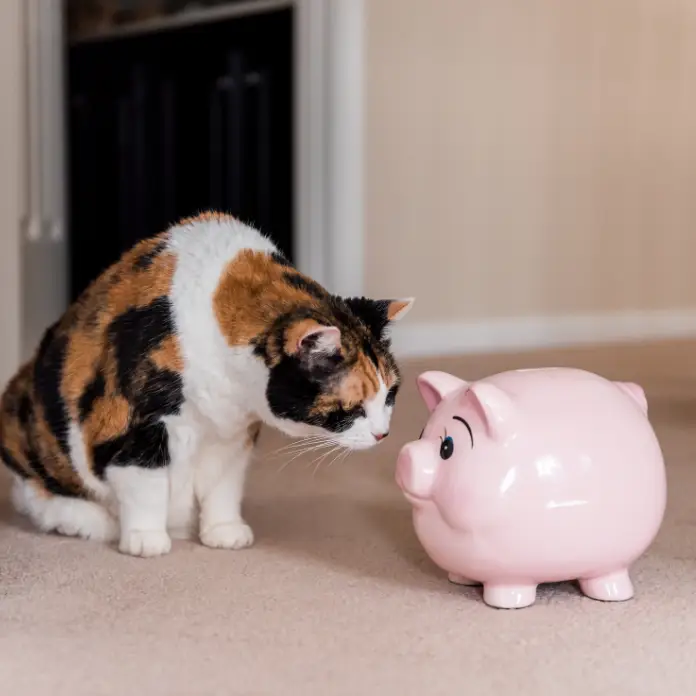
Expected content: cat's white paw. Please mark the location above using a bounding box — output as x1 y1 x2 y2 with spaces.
119 530 172 557
58 511 118 542
200 521 254 550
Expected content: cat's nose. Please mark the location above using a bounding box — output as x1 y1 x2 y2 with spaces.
374 431 389 442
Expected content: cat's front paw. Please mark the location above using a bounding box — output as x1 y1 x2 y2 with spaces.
200 521 254 550
119 529 172 557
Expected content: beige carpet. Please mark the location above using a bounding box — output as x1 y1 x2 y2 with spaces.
2 340 696 695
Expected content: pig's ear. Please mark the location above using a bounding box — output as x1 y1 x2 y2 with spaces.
416 371 468 412
466 382 516 440
614 381 648 415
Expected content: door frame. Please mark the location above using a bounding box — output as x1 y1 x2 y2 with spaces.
295 0 365 298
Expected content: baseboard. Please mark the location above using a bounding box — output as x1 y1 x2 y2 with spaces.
388 309 696 359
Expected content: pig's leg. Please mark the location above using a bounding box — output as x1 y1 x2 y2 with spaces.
578 569 634 602
448 573 480 586
482 583 537 609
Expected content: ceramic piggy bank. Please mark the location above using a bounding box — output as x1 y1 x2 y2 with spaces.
395 367 666 609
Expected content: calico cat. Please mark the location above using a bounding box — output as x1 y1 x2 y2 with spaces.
0 212 413 557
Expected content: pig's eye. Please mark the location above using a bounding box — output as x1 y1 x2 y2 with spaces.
439 435 454 460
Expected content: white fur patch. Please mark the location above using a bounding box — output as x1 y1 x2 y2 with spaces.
166 216 277 435
337 374 393 450
67 422 110 501
163 408 200 540
11 477 118 542
107 466 171 557
195 434 255 549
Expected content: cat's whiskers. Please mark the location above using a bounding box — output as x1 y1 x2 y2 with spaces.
267 442 328 464
275 439 336 474
267 435 333 459
328 447 351 470
310 445 343 478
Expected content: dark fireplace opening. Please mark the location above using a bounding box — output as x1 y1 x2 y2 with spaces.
66 5 294 301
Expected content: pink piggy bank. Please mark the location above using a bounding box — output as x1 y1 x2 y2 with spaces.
395 367 666 609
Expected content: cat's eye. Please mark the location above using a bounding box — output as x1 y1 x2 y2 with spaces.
439 435 454 460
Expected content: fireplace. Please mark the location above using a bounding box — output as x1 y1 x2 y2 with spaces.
65 1 294 300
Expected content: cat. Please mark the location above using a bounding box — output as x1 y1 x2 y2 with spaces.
0 212 414 557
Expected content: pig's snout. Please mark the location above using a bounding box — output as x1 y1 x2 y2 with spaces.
396 440 437 500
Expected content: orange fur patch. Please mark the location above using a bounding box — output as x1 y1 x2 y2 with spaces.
82 395 131 447
151 335 184 373
213 250 323 348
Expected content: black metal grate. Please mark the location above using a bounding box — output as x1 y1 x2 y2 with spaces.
66 8 293 301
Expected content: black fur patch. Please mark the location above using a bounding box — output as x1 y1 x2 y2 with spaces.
271 251 293 267
265 357 321 422
343 297 391 340
265 357 361 433
108 296 176 398
386 384 399 407
135 366 183 420
361 337 380 368
134 240 168 270
283 272 330 301
320 403 366 432
17 394 33 427
33 323 70 455
79 371 106 422
0 445 28 479
92 421 170 479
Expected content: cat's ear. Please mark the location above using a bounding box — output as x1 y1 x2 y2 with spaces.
344 296 415 338
385 298 415 322
286 320 342 366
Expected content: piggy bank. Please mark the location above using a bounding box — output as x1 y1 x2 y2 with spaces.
395 367 667 609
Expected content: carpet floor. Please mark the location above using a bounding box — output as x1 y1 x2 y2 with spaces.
1 339 696 695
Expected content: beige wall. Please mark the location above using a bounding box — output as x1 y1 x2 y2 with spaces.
365 0 696 323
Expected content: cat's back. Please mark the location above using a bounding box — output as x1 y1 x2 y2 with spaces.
61 212 276 355
166 211 278 304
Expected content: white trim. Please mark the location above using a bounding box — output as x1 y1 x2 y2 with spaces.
295 0 365 296
324 0 364 297
389 310 696 359
294 0 328 286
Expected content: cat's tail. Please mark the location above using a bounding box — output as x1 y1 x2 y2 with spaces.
11 477 118 542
